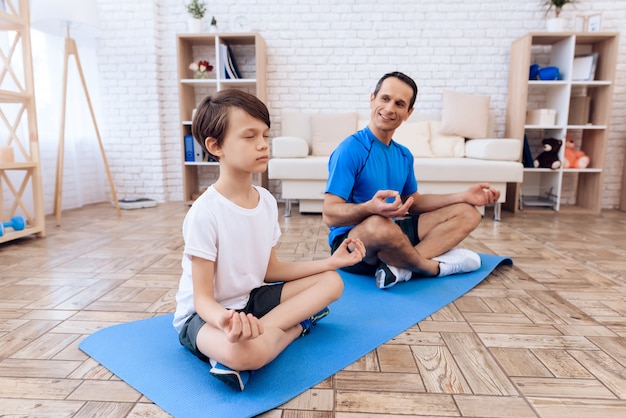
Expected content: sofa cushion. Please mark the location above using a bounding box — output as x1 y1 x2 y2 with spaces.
429 121 465 157
271 136 309 158
465 138 521 161
440 91 490 139
282 111 312 145
393 121 433 157
310 112 358 156
268 156 329 180
413 158 523 183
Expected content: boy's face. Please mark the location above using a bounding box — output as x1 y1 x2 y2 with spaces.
369 77 414 135
213 107 270 174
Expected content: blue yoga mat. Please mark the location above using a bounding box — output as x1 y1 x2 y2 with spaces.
79 254 511 418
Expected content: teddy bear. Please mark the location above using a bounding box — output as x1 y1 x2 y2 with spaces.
534 138 562 170
563 137 590 169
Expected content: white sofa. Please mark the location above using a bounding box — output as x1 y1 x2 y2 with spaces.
268 109 523 221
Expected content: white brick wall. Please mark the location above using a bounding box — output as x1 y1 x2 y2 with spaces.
88 0 626 209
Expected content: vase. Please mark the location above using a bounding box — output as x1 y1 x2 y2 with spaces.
187 18 203 33
194 71 210 79
546 17 565 32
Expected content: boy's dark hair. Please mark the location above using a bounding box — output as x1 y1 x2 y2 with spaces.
192 89 270 161
373 71 419 110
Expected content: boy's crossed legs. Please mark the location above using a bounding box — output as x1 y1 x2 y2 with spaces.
190 271 343 390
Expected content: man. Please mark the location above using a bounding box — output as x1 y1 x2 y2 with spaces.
322 71 500 289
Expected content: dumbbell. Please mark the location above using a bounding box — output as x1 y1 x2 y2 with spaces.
0 216 26 237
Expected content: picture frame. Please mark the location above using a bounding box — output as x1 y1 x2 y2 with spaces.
572 53 598 81
574 14 587 32
587 13 602 32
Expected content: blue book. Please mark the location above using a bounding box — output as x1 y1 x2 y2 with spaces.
522 134 534 168
184 135 194 162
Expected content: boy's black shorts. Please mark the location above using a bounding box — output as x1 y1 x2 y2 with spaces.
178 283 284 362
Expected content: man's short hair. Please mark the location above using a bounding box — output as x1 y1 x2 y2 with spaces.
373 72 419 110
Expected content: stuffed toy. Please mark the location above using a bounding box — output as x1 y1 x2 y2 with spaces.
534 138 562 169
563 137 590 169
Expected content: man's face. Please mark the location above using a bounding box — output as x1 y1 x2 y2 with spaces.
369 77 414 134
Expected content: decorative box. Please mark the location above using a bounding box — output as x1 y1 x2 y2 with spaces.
526 108 556 126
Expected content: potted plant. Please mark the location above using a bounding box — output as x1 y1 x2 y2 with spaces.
185 0 207 32
209 16 218 33
544 0 576 31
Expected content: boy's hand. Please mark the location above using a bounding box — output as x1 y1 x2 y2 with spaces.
332 237 366 268
219 310 264 343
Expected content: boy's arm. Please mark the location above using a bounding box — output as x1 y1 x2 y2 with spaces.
191 256 263 342
191 256 231 329
264 238 365 282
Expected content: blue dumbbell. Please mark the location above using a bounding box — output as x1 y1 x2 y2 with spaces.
0 216 26 236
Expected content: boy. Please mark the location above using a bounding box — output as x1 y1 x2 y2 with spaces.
173 90 365 391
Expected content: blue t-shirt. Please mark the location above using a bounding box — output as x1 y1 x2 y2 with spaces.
325 126 418 245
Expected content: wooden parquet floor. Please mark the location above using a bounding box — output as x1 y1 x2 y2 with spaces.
1 202 626 417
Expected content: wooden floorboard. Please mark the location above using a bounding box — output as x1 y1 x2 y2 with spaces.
1 202 626 417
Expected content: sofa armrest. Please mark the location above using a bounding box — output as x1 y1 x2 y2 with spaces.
272 136 310 158
465 138 520 161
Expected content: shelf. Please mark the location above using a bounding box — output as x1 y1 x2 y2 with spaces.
219 79 257 86
180 79 218 85
529 81 612 87
525 125 609 131
0 226 45 244
520 196 556 207
528 80 568 86
1 1 45 243
180 78 258 85
0 89 30 102
505 32 618 214
523 168 560 173
177 32 267 202
184 161 219 167
0 10 25 29
562 168 602 174
571 80 611 87
524 125 566 130
566 124 606 130
0 161 37 170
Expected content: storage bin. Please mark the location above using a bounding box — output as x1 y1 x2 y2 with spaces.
526 108 556 126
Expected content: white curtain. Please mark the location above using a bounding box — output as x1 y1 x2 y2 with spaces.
31 29 106 215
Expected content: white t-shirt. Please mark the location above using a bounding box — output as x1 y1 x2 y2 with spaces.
173 185 281 333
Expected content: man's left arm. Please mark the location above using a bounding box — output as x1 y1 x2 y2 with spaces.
407 183 500 213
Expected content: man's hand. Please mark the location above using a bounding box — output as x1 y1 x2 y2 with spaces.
370 190 413 218
465 183 500 206
332 237 366 268
218 309 264 343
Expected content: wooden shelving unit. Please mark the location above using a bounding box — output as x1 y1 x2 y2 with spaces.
505 32 619 213
176 33 267 204
621 148 626 211
0 0 46 243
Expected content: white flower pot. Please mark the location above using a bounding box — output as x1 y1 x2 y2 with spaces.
187 18 203 33
546 17 565 32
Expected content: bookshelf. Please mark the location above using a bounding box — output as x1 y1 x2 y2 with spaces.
176 33 267 204
504 32 619 213
0 0 46 244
